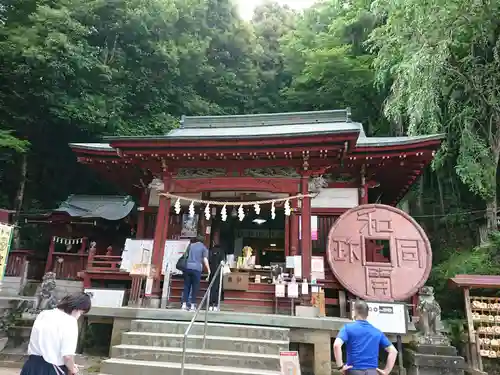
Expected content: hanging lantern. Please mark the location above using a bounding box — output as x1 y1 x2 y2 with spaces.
238 204 245 221
188 201 195 218
284 199 291 216
254 202 261 215
204 204 211 220
174 198 181 214
221 205 227 222
271 201 276 220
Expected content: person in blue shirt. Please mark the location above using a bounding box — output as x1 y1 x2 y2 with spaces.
181 235 211 312
333 300 398 375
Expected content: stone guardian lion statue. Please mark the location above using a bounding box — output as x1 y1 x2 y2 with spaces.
415 286 448 345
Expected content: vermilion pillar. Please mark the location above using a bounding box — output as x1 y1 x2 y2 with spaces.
290 199 299 256
300 174 312 280
136 188 148 239
151 173 171 301
360 164 369 204
284 214 290 257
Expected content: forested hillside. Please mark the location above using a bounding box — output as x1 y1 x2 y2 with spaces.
1 0 499 316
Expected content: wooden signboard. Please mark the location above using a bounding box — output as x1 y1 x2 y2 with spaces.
224 272 249 291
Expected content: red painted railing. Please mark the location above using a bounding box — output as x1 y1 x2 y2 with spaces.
87 251 121 271
51 253 88 280
5 249 33 277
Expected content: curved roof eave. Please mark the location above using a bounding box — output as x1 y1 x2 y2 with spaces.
355 133 444 148
68 133 445 153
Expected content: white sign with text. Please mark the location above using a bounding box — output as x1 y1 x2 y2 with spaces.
350 301 408 334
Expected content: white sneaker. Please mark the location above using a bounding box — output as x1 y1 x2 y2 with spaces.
190 304 196 312
181 303 188 311
213 306 219 312
208 306 214 312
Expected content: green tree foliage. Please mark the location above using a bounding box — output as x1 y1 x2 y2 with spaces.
251 1 296 112
0 0 262 209
369 0 500 231
281 0 390 134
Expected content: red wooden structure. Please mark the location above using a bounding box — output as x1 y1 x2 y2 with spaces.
65 109 442 312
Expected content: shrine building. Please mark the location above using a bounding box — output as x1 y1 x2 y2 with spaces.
32 109 441 313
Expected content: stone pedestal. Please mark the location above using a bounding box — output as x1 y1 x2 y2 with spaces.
405 344 466 375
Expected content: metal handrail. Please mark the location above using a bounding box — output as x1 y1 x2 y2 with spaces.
180 261 224 375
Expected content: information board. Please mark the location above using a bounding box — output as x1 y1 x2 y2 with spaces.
121 239 153 272
350 300 408 334
162 240 190 275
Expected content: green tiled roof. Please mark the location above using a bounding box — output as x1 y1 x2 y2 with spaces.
55 195 135 221
71 109 443 147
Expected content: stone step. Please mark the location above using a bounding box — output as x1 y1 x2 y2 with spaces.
130 320 289 341
165 304 275 314
111 344 281 370
101 358 281 375
122 332 288 354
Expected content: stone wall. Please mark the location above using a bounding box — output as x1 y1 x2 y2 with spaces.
54 280 84 300
34 279 84 301
0 277 22 297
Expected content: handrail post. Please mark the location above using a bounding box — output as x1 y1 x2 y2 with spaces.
180 332 188 375
203 285 210 349
180 262 223 374
217 261 224 310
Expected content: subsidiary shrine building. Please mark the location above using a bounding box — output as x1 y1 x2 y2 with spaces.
65 109 442 312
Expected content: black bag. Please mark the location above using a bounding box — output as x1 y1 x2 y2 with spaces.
176 244 190 272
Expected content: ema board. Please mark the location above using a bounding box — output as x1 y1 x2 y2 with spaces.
350 301 408 335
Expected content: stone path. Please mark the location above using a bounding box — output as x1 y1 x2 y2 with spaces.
0 354 104 375
0 368 18 375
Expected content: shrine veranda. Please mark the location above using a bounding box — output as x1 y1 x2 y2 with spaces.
5 109 443 317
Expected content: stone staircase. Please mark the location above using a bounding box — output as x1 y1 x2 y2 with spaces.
101 319 289 375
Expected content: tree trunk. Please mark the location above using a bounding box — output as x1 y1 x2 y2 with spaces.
485 143 500 236
485 195 497 234
12 154 28 249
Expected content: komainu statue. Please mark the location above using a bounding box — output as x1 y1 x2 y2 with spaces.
415 286 449 345
34 272 58 312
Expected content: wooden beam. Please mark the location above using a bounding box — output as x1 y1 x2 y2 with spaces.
172 177 300 194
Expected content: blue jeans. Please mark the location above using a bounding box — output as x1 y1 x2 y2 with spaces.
183 269 201 306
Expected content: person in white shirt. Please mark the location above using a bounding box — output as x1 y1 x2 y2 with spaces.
21 293 91 375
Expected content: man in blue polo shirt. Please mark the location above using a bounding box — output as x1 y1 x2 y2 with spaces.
333 300 398 375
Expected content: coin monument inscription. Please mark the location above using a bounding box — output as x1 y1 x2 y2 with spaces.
327 204 432 301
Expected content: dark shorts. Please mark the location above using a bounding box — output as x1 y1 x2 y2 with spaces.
349 370 378 375
21 355 69 375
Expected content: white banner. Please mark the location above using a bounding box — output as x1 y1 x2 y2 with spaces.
0 224 14 283
162 240 190 275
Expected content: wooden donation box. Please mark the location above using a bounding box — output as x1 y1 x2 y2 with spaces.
311 288 325 317
224 272 249 291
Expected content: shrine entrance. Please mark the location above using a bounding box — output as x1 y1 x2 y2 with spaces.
200 191 288 267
